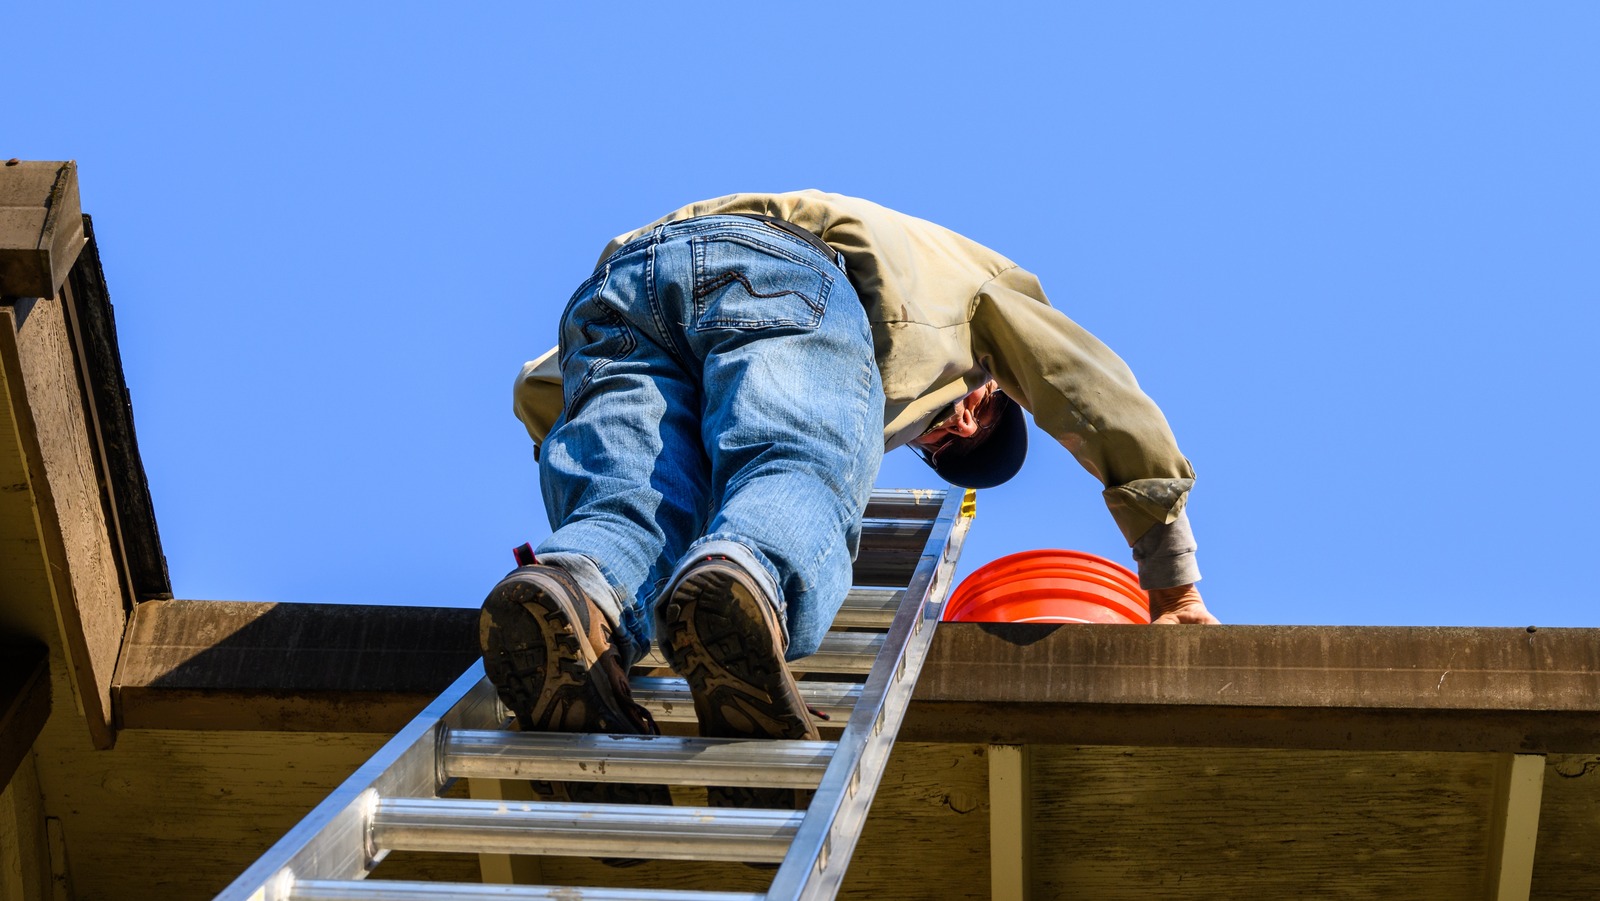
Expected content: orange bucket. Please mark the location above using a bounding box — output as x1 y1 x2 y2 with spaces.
943 550 1150 624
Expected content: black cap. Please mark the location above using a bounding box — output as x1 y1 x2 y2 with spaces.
923 393 1028 489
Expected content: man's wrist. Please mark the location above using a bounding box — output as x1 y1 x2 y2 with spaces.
1131 510 1201 588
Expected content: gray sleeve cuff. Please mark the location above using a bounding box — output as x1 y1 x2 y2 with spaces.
1130 509 1202 589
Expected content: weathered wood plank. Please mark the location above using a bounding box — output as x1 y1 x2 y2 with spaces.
1029 746 1499 901
0 307 58 640
3 301 122 748
116 599 480 731
118 602 1600 753
0 345 79 832
0 347 67 645
920 623 1600 712
905 623 1600 753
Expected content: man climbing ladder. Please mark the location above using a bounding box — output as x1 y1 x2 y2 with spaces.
480 191 1219 811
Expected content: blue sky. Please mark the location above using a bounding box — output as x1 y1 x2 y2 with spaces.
9 4 1597 626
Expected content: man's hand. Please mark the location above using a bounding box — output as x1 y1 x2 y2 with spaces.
1148 583 1220 624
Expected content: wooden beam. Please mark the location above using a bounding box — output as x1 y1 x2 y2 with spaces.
906 623 1600 753
0 216 162 751
0 161 85 299
988 743 1032 901
1485 753 1544 901
115 599 479 732
0 643 49 792
115 600 1600 754
1 304 119 748
920 623 1600 714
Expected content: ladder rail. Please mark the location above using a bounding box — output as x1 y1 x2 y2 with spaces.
213 487 969 901
214 665 501 900
767 488 974 900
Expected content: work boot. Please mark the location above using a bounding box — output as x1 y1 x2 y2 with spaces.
660 556 818 811
478 563 672 861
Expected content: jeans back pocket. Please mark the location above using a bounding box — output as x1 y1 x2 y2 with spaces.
690 233 832 331
558 265 639 412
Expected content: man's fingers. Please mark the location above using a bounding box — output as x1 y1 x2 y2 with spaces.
1151 605 1222 625
1147 584 1220 625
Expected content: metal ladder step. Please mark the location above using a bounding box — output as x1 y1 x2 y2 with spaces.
289 881 765 900
373 798 800 862
635 631 885 675
629 677 862 725
443 731 835 788
829 588 902 629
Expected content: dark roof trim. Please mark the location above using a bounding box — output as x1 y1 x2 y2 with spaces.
64 216 170 601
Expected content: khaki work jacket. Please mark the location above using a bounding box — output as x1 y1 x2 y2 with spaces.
514 190 1194 545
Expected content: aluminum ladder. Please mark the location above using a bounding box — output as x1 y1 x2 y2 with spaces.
215 487 975 901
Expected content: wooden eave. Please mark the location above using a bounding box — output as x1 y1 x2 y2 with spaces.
114 599 1600 753
106 600 1600 900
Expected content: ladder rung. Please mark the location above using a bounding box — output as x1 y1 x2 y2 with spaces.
290 880 765 900
629 677 861 724
863 488 946 520
371 798 799 862
831 588 902 629
854 515 935 588
443 731 835 788
635 631 884 675
859 517 936 550
783 631 885 674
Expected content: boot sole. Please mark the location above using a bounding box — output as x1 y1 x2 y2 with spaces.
478 570 672 828
480 572 626 733
662 561 817 810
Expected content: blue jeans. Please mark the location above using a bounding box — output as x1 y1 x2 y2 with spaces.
535 216 885 669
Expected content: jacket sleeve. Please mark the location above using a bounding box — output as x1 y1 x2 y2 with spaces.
1131 510 1202 588
513 346 564 447
969 266 1196 545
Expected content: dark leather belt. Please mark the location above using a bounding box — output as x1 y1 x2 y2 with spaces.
735 213 841 269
